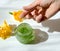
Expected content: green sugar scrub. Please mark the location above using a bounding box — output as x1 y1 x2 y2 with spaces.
14 23 35 44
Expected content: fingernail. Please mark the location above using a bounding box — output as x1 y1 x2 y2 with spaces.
36 14 42 23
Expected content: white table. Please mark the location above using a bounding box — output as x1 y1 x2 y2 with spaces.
0 0 60 51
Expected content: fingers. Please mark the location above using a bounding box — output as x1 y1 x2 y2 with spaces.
20 1 39 18
25 13 33 19
20 10 28 18
20 6 42 19
35 2 60 23
45 2 60 18
35 13 47 23
25 10 38 19
36 14 42 23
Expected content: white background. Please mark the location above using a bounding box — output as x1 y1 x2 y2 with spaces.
0 0 60 51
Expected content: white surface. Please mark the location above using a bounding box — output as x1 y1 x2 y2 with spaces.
0 0 60 51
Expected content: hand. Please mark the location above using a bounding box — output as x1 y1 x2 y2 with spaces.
20 0 60 22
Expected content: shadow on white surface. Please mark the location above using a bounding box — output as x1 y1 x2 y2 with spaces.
42 19 60 32
31 29 48 44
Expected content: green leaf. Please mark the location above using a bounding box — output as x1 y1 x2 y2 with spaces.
9 12 13 15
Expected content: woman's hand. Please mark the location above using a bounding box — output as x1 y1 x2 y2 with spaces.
20 0 60 22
